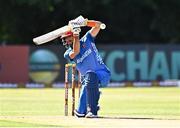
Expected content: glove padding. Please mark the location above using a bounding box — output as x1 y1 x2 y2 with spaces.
69 15 88 36
69 15 87 27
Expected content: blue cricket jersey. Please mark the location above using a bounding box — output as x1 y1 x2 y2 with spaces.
64 31 111 86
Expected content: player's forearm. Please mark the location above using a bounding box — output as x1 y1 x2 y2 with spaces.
88 20 101 37
73 36 80 54
69 36 80 59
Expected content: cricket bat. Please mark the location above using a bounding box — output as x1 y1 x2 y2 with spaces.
33 20 106 45
33 25 71 45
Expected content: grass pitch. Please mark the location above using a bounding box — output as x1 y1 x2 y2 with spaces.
0 87 180 127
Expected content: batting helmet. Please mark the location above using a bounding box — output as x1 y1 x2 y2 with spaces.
61 31 73 39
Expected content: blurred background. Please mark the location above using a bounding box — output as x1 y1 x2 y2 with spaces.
0 0 180 88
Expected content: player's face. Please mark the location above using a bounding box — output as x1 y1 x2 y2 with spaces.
64 36 73 44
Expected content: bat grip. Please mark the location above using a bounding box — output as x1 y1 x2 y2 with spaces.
87 21 96 27
87 21 106 29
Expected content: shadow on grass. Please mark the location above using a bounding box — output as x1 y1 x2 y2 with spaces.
98 116 155 120
97 116 179 120
0 120 63 127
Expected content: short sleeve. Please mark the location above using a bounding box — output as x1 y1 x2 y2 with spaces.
64 48 72 61
81 31 95 43
87 32 95 42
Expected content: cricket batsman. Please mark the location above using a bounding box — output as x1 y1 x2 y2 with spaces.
62 16 111 118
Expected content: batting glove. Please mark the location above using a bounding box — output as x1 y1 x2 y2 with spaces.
69 15 88 27
72 27 81 36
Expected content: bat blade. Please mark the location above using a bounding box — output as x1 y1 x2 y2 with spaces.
33 25 71 45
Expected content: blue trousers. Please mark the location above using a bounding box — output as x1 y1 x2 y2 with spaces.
77 72 100 115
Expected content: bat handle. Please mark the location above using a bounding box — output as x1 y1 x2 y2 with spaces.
87 21 106 29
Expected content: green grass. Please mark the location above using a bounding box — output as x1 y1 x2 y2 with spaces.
0 120 61 127
100 87 180 118
0 87 180 127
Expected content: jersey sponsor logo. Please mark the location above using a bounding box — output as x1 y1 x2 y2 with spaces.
77 49 92 63
91 43 104 64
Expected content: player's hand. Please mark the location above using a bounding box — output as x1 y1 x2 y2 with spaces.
72 27 81 36
69 22 81 36
69 19 81 36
